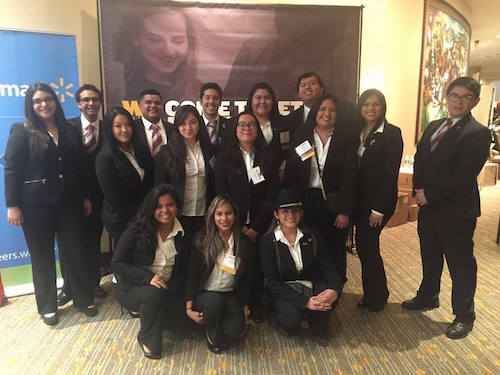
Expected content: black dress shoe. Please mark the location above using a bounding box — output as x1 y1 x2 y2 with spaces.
357 298 370 309
128 311 140 319
401 296 439 311
205 332 222 354
80 304 98 317
309 333 329 347
57 291 72 307
368 302 387 312
446 319 474 339
137 335 161 359
41 312 59 326
94 287 107 299
249 309 264 324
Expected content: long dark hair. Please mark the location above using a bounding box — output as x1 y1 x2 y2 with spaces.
102 106 138 153
245 82 281 123
304 93 338 130
133 184 180 250
222 111 270 175
357 89 387 143
195 195 242 267
24 82 66 157
160 105 212 179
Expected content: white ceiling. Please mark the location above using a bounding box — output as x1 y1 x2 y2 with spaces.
466 0 500 79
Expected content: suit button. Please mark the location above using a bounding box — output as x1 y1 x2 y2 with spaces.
58 174 63 179
58 157 62 161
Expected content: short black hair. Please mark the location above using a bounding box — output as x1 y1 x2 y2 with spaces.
200 82 222 100
296 72 325 91
139 88 162 102
446 76 481 98
75 84 101 102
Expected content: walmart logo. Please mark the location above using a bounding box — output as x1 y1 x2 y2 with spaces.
50 78 74 103
0 77 75 103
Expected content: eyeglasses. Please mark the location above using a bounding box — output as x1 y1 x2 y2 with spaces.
32 97 55 105
447 92 476 102
237 121 257 129
80 97 101 103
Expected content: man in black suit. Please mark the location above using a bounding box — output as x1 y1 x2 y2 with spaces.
58 84 107 306
402 77 491 339
136 89 170 158
200 82 231 152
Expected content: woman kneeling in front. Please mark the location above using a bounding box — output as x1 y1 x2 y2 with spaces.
111 184 190 359
186 195 254 354
260 188 341 346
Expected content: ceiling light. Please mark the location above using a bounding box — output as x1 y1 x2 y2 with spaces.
496 33 500 39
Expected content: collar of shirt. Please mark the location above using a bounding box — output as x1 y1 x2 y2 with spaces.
447 117 463 127
313 129 333 152
303 105 311 123
142 116 163 130
274 226 304 248
203 113 220 127
80 114 98 131
165 217 184 240
220 233 235 254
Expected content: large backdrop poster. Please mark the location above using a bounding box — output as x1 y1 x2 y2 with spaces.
0 30 80 297
99 0 361 120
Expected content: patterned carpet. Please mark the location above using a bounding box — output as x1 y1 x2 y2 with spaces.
1 185 499 375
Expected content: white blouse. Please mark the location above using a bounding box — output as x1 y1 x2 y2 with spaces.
183 141 206 216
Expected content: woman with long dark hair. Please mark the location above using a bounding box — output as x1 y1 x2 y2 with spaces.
4 82 96 325
215 110 278 323
112 184 190 359
96 106 154 245
354 89 403 311
154 105 215 236
285 93 358 286
186 195 254 353
260 188 341 346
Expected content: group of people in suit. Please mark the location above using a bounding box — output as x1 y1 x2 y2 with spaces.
4 73 490 358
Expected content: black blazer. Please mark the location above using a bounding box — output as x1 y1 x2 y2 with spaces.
95 144 154 228
285 124 358 216
215 146 278 235
4 122 89 207
186 230 254 305
111 223 190 296
68 117 104 205
413 113 491 218
154 142 216 212
356 122 403 217
260 228 341 309
134 117 173 158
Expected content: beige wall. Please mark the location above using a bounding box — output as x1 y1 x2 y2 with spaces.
2 0 468 158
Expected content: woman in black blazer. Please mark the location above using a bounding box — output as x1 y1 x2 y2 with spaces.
154 105 215 237
285 93 358 285
245 82 284 172
186 195 254 353
4 82 96 325
96 106 154 245
354 89 403 311
112 184 190 359
260 188 341 346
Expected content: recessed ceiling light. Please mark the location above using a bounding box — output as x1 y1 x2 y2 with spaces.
496 33 500 38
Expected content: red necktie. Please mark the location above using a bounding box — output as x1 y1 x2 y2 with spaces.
430 118 452 152
207 121 218 146
84 124 96 150
151 123 163 156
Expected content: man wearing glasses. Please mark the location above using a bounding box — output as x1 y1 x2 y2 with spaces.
58 84 107 307
402 77 491 339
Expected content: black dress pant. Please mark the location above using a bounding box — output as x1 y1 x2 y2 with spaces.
417 207 477 321
114 283 187 353
195 290 245 347
304 189 348 284
60 199 103 296
354 209 389 305
22 200 93 315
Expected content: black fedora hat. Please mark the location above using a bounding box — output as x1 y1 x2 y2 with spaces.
274 188 302 210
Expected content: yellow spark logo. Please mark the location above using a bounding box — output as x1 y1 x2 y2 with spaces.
50 78 74 103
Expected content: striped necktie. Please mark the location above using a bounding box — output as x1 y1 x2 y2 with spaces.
430 118 452 152
84 124 96 150
207 120 218 146
151 123 163 156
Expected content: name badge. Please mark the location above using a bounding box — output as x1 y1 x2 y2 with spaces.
249 166 265 184
279 131 290 145
219 254 236 275
295 140 315 161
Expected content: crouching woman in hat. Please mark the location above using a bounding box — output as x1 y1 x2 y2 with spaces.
259 188 341 346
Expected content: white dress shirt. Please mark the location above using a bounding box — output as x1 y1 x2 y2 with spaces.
204 234 237 292
183 141 206 216
357 121 385 159
240 147 255 224
274 226 305 272
120 147 144 181
260 120 273 145
149 218 184 281
303 105 311 124
80 114 100 153
141 117 167 154
203 113 220 134
309 130 332 188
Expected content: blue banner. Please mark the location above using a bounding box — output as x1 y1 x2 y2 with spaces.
0 30 79 292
